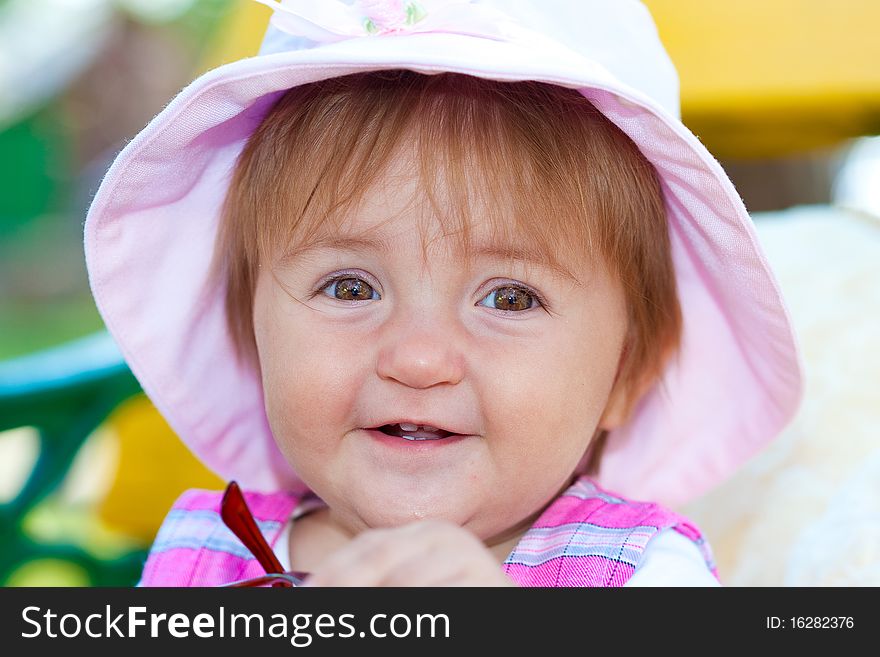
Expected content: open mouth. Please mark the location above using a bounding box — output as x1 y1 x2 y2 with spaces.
373 423 458 441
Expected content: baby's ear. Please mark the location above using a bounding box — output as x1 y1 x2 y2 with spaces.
598 372 642 431
598 341 670 431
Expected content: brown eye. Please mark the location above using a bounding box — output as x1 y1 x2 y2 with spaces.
478 285 537 312
324 277 378 301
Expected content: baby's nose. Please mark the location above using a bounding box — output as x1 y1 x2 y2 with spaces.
375 314 465 389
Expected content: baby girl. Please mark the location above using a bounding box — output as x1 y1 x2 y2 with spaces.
84 0 802 587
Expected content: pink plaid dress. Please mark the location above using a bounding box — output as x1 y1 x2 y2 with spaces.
138 475 718 587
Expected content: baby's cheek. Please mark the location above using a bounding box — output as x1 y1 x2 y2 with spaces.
261 329 364 458
513 356 608 468
263 348 329 433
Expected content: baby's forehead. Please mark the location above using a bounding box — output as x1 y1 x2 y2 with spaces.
282 202 591 284
268 147 597 279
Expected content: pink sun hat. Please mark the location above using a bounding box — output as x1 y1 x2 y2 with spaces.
84 0 804 508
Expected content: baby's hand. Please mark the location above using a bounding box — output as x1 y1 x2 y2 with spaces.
301 519 516 587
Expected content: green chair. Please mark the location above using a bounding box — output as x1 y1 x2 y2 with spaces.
0 332 146 586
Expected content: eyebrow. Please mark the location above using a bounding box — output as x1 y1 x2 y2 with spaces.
287 234 393 256
284 234 578 280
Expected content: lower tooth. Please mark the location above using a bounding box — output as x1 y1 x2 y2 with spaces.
402 435 442 441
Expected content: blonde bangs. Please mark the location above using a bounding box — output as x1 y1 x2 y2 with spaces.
213 71 680 451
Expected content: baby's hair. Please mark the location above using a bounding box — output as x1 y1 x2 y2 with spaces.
212 70 681 474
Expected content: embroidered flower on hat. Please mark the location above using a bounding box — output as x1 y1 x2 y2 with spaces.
256 0 520 45
360 0 428 35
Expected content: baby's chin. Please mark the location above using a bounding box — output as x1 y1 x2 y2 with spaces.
344 474 485 529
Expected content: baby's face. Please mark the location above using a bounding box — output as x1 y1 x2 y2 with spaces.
252 170 629 544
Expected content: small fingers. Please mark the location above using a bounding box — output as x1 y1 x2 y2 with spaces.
303 527 415 586
302 519 514 587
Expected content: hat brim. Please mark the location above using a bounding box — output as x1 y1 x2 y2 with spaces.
84 31 803 507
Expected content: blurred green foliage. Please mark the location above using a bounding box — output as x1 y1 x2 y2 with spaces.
0 0 233 360
0 105 70 226
0 0 233 586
